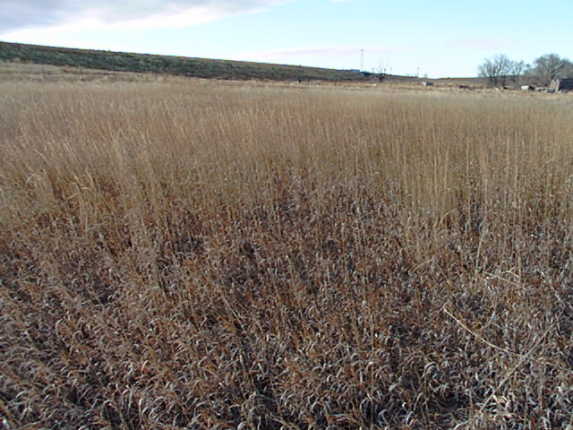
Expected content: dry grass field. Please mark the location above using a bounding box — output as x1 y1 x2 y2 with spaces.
1 67 573 429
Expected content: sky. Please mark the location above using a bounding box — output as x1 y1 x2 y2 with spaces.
1 0 571 78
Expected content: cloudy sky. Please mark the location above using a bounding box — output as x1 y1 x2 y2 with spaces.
1 0 571 77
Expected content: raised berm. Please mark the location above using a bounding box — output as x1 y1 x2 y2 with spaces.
0 40 381 82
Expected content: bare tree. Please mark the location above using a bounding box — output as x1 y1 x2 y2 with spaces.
509 60 526 85
478 54 518 87
528 54 572 85
564 62 573 78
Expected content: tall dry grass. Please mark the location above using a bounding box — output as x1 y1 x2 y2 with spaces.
1 79 572 429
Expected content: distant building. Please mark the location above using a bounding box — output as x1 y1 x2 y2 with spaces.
521 85 534 91
421 81 433 86
550 78 573 92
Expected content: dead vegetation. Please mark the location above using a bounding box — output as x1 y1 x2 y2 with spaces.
1 78 572 429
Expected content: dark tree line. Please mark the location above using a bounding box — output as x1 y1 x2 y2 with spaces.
478 53 573 87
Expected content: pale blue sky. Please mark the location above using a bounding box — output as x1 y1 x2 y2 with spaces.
1 0 571 77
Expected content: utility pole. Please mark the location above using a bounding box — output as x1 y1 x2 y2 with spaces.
360 49 364 71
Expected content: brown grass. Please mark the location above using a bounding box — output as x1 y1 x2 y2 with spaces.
1 76 572 429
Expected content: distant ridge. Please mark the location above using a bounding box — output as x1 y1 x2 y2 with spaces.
0 41 383 82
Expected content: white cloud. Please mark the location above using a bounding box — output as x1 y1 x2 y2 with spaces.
447 38 515 52
0 0 287 34
234 45 399 62
228 45 403 71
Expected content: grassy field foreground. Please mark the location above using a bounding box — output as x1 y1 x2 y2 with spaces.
1 80 572 429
